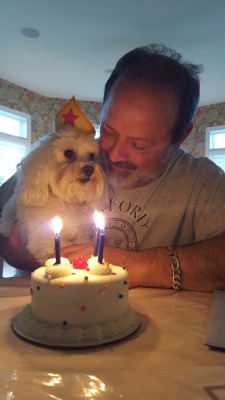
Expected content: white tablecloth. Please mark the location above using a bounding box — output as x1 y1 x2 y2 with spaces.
0 277 224 400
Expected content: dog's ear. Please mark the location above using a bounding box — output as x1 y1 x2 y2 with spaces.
15 141 51 206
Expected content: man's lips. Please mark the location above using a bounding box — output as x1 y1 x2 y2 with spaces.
111 164 129 173
110 161 137 173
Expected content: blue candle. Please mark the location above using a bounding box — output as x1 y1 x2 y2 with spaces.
52 216 63 265
96 212 105 264
94 228 100 257
54 232 61 264
93 210 100 257
98 231 105 264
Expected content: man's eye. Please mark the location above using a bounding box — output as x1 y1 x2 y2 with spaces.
64 149 75 159
102 128 115 137
133 144 148 151
132 141 150 151
105 131 115 137
89 153 95 161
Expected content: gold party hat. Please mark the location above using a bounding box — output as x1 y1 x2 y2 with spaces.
54 96 95 134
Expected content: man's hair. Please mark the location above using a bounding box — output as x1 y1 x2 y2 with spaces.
103 44 202 143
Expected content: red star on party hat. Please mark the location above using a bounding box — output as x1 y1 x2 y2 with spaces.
54 96 95 135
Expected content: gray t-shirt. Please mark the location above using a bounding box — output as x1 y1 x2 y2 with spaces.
104 149 225 251
1 150 225 252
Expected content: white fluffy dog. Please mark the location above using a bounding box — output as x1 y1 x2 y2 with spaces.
0 126 110 265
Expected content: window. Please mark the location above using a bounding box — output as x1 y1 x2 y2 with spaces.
205 125 225 171
0 105 31 186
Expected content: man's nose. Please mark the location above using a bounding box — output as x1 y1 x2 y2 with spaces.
108 140 128 162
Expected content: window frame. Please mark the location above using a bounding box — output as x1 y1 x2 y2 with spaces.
0 105 31 185
205 125 225 171
0 105 31 140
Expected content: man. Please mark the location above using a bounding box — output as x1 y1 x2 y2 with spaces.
1 44 225 291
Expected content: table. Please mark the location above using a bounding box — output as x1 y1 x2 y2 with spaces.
0 277 224 400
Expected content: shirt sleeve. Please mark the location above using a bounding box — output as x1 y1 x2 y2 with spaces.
0 174 17 218
193 160 225 241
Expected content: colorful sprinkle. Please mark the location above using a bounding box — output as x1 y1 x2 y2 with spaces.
103 284 108 290
112 272 116 275
60 284 65 289
80 305 86 312
84 276 89 282
30 288 33 295
123 280 128 285
118 294 123 299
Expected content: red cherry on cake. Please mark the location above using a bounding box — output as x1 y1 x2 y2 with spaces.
72 256 88 269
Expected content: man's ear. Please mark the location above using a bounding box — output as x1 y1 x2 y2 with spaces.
175 123 193 149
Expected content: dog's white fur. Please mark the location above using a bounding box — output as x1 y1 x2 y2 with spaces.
0 126 110 265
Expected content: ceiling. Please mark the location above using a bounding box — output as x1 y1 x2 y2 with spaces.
1 0 225 106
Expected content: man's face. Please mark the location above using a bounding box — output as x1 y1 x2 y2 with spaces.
100 78 180 189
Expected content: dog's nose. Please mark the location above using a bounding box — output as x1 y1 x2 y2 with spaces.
82 165 94 177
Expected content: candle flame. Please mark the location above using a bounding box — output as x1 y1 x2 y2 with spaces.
94 210 105 230
94 210 99 226
52 216 63 235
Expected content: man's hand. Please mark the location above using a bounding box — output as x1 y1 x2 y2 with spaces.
60 241 94 263
60 241 141 289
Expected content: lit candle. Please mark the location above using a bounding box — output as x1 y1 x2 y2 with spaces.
93 210 100 257
52 216 63 265
97 212 105 264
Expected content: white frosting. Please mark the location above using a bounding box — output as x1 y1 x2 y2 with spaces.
31 264 129 327
88 256 112 275
44 257 72 279
16 257 140 347
13 304 140 347
45 257 71 267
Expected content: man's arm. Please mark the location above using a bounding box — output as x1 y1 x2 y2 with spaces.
0 174 17 218
2 222 225 290
0 225 39 271
60 232 225 292
0 175 38 270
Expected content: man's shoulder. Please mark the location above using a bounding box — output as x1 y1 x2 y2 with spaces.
173 149 224 175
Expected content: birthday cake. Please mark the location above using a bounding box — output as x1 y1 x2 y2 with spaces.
12 257 140 347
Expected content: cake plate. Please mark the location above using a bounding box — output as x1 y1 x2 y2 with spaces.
12 304 140 348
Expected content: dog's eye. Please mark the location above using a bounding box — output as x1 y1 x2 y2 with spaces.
89 153 95 161
64 149 75 159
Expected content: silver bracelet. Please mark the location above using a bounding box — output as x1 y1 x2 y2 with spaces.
166 246 181 290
